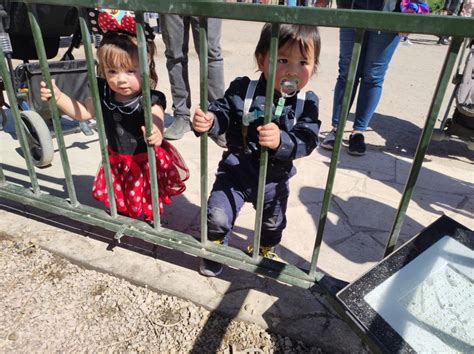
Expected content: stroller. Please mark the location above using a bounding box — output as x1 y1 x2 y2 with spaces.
0 2 92 167
433 38 474 151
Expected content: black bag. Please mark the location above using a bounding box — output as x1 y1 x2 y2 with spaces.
15 59 90 121
2 2 79 60
3 2 78 37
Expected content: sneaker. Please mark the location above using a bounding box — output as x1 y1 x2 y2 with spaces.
199 258 223 277
320 129 337 150
199 239 224 277
247 246 282 261
210 134 227 148
437 37 449 45
79 121 94 136
348 133 366 156
164 117 191 140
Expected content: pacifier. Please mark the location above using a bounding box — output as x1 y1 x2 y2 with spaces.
280 78 299 98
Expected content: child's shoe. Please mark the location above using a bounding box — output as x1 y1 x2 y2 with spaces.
199 239 225 277
320 129 337 150
348 133 366 156
247 245 282 262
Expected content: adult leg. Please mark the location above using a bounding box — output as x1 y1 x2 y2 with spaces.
321 27 361 150
190 17 225 101
346 30 399 155
190 17 227 148
330 27 362 129
353 30 400 132
160 14 192 140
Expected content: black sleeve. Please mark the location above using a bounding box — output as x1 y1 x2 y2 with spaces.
150 90 166 111
273 90 321 161
207 76 251 136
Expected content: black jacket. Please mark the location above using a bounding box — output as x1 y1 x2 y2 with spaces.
205 74 321 181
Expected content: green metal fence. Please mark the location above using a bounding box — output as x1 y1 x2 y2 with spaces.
0 0 473 291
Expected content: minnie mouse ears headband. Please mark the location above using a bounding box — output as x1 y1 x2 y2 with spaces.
88 8 155 42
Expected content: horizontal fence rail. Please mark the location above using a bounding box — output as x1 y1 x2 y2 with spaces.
0 0 473 295
16 0 474 37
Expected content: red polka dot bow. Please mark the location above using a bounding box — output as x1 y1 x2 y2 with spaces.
98 10 136 34
88 8 155 41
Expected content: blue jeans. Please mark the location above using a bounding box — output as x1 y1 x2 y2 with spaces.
331 28 400 131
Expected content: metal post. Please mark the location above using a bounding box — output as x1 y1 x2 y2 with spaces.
78 11 117 218
0 47 40 194
136 11 161 227
26 4 78 206
199 16 210 244
384 37 463 257
252 23 280 260
309 29 365 278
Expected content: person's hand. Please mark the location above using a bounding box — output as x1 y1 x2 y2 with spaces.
192 106 214 133
314 0 330 8
142 124 163 146
257 122 280 150
40 79 62 102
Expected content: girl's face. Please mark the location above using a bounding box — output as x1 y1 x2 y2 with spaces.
103 60 141 101
257 41 315 96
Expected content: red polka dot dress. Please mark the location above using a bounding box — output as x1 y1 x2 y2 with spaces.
92 78 189 220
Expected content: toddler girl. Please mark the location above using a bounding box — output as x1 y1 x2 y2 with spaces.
40 11 189 220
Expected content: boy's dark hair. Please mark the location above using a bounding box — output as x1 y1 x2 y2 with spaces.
254 24 321 73
97 31 158 89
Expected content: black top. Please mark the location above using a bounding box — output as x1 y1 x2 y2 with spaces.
206 74 321 181
97 78 166 155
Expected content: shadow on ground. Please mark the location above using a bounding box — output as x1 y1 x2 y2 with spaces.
370 113 473 162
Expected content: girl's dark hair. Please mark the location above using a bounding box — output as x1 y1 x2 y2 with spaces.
254 24 321 73
96 31 158 88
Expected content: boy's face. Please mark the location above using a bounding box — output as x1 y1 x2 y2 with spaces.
257 41 315 96
103 59 142 101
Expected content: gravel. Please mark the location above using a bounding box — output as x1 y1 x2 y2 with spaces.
0 237 323 353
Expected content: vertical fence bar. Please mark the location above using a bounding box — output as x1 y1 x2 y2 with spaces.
136 11 161 227
309 29 365 278
78 10 117 218
0 48 40 194
252 23 280 260
384 37 463 257
26 4 78 206
199 17 209 244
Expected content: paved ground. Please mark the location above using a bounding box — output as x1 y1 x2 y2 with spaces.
1 19 473 351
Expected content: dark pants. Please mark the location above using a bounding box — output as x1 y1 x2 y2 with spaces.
207 165 289 248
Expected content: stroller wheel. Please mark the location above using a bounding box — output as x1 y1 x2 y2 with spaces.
20 110 54 168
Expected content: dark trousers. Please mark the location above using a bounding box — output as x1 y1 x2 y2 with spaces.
207 165 289 248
